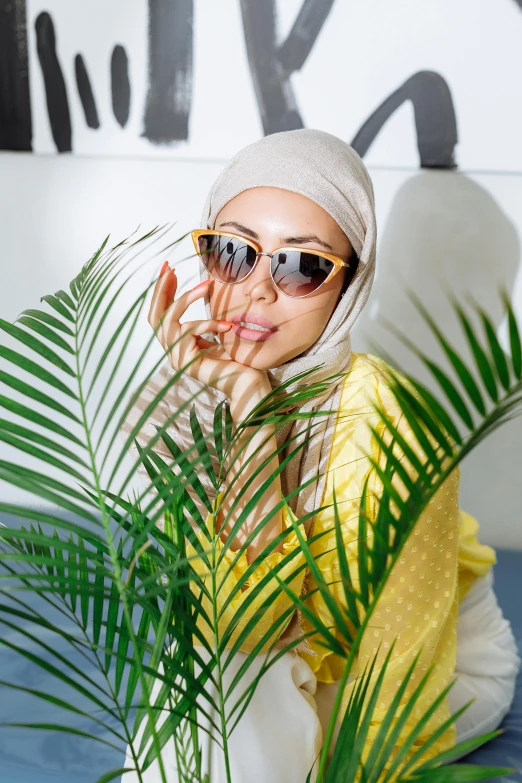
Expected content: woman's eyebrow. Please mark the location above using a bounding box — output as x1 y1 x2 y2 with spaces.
217 221 334 251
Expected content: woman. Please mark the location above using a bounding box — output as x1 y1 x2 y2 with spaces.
121 129 520 782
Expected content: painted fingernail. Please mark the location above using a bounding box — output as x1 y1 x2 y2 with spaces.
220 321 235 327
193 280 210 291
160 261 169 276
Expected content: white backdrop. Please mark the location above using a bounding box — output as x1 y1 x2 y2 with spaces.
1 0 522 549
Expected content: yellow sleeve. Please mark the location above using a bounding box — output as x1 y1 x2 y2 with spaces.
458 509 496 600
186 498 306 655
339 362 460 778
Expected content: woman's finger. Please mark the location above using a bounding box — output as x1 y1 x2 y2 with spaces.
161 277 211 326
195 336 229 360
148 265 177 334
195 336 223 349
164 318 232 352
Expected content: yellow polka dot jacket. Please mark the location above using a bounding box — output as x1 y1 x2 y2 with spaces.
188 353 496 774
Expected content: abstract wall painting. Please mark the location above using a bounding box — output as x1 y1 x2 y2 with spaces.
1 0 521 170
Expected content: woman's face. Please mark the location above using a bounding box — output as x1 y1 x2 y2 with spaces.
208 186 353 370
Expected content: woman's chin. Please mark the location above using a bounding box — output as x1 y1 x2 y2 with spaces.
219 330 310 368
222 340 279 370
226 344 309 371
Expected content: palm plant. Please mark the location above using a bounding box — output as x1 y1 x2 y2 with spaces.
0 227 519 783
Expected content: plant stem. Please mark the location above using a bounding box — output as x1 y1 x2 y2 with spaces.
220 385 283 562
74 319 167 783
210 503 233 783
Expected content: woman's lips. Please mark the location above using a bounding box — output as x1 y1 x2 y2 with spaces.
229 313 278 342
230 323 277 342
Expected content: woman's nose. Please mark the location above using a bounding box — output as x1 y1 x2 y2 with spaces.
243 255 277 300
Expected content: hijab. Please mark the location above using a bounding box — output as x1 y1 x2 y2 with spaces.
122 129 377 540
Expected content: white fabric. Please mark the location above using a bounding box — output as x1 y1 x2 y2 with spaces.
121 572 520 782
446 568 521 757
122 647 323 782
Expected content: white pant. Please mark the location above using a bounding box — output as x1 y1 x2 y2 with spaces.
447 568 520 753
122 569 520 782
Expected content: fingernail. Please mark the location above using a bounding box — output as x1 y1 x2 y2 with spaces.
193 280 210 291
160 261 169 276
220 321 235 326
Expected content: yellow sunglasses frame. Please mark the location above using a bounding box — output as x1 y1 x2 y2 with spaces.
191 229 350 299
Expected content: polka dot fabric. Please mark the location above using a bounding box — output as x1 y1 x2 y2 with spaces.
189 353 496 777
298 354 496 775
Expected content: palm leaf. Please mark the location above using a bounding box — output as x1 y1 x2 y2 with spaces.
0 227 221 782
0 229 520 783
501 289 522 378
131 290 520 781
409 292 486 416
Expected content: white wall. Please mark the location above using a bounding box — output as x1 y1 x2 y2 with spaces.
0 152 521 548
1 0 522 548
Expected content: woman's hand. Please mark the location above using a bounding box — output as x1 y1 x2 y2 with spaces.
150 263 283 561
148 263 271 406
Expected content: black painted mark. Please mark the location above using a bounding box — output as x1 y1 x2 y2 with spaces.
351 71 458 169
35 12 72 152
111 45 131 127
75 54 100 129
144 0 194 144
239 0 335 135
0 0 32 151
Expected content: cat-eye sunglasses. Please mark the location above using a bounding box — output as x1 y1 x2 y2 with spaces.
191 229 351 299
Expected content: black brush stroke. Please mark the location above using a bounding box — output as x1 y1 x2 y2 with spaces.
111 45 131 127
240 0 335 135
144 0 194 144
351 71 458 169
35 12 72 152
75 54 100 129
0 0 32 150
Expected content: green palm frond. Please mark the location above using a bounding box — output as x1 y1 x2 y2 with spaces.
0 226 519 783
308 291 521 781
0 227 223 782
0 499 223 780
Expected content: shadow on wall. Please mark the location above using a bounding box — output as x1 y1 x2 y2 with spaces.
353 170 522 549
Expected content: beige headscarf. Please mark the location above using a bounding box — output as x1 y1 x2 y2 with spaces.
123 129 377 536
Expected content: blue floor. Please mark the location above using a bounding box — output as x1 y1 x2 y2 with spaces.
0 543 520 782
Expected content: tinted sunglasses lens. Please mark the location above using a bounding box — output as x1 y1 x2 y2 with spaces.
272 250 334 297
196 234 257 283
